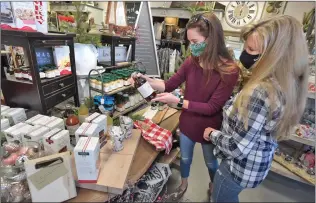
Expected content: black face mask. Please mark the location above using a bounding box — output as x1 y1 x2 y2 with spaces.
239 50 260 69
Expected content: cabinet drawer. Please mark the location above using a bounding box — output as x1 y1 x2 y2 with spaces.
42 75 74 96
45 85 76 109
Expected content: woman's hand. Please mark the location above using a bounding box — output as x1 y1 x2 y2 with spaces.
152 93 180 104
203 127 216 141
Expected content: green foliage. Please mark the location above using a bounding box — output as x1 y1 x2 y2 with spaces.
185 2 215 15
56 2 101 46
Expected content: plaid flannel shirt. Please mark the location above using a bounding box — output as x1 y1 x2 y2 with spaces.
211 82 284 188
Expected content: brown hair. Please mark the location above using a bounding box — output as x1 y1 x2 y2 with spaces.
186 12 235 81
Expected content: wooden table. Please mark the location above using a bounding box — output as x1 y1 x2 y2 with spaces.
68 110 181 202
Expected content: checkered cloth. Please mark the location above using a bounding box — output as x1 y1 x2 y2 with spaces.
134 119 173 154
211 81 285 188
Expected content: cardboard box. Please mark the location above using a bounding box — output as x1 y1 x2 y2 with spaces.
23 126 49 145
75 122 106 147
2 108 27 125
43 128 70 155
1 105 10 113
45 116 65 130
74 137 100 183
4 123 33 143
32 115 51 126
85 112 107 142
25 114 45 125
1 119 10 131
25 151 77 202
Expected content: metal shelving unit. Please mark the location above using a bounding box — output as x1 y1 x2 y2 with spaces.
87 61 148 118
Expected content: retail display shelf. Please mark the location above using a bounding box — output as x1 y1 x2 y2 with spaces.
90 85 132 96
270 160 310 185
289 134 315 146
113 100 146 119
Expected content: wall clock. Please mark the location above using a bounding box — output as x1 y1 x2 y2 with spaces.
225 1 259 29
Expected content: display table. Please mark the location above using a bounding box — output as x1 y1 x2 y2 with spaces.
67 109 181 202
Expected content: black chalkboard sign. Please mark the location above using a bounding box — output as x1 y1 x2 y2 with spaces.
35 47 54 67
125 2 141 26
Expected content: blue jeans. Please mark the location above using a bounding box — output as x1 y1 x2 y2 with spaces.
212 161 243 202
180 133 218 181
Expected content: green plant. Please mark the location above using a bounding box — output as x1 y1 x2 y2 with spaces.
54 2 101 46
185 2 215 15
266 1 284 14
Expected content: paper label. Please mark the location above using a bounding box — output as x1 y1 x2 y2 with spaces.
28 162 68 190
101 98 104 105
66 124 79 136
137 81 154 99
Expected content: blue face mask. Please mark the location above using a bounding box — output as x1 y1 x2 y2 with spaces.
189 41 207 57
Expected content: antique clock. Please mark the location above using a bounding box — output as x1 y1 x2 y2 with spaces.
225 1 259 29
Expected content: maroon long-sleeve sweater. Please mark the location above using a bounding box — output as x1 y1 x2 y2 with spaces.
165 57 239 143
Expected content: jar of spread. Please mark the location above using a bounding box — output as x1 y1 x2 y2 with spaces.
66 113 80 146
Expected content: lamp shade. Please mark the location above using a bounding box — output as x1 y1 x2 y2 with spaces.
164 17 178 26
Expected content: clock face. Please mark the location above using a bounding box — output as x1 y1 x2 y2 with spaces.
225 1 259 29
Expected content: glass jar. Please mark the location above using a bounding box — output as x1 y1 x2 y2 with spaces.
95 78 102 90
14 68 22 80
123 93 131 109
90 77 97 88
118 76 124 88
66 113 80 146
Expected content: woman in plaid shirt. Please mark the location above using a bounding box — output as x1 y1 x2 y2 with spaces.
204 16 309 202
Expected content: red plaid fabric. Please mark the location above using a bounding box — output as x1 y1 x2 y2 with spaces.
134 119 173 154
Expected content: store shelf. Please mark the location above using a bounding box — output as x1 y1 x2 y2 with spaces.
90 85 133 96
1 50 10 55
307 91 315 99
270 160 310 185
5 75 33 85
113 100 146 119
289 134 315 146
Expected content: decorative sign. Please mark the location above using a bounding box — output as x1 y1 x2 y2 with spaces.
125 2 141 26
35 48 54 67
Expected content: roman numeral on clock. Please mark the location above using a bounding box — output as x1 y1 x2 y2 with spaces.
247 15 252 19
229 13 234 20
236 1 241 5
249 10 255 14
228 10 233 14
249 4 255 8
243 19 247 23
232 18 236 24
237 20 240 26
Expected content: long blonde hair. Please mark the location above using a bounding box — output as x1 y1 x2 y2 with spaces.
234 15 309 140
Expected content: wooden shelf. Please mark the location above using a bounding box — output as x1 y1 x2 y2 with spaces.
289 134 315 146
113 100 146 119
270 160 310 185
90 85 133 96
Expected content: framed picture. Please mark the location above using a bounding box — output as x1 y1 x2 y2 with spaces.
262 1 287 19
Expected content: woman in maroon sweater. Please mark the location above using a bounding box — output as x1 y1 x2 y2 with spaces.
134 13 239 200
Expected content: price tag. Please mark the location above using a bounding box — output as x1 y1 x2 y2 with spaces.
101 98 104 105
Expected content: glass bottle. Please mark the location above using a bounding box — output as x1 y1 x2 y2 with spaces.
63 104 75 123
78 100 89 124
66 113 80 146
132 72 156 102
